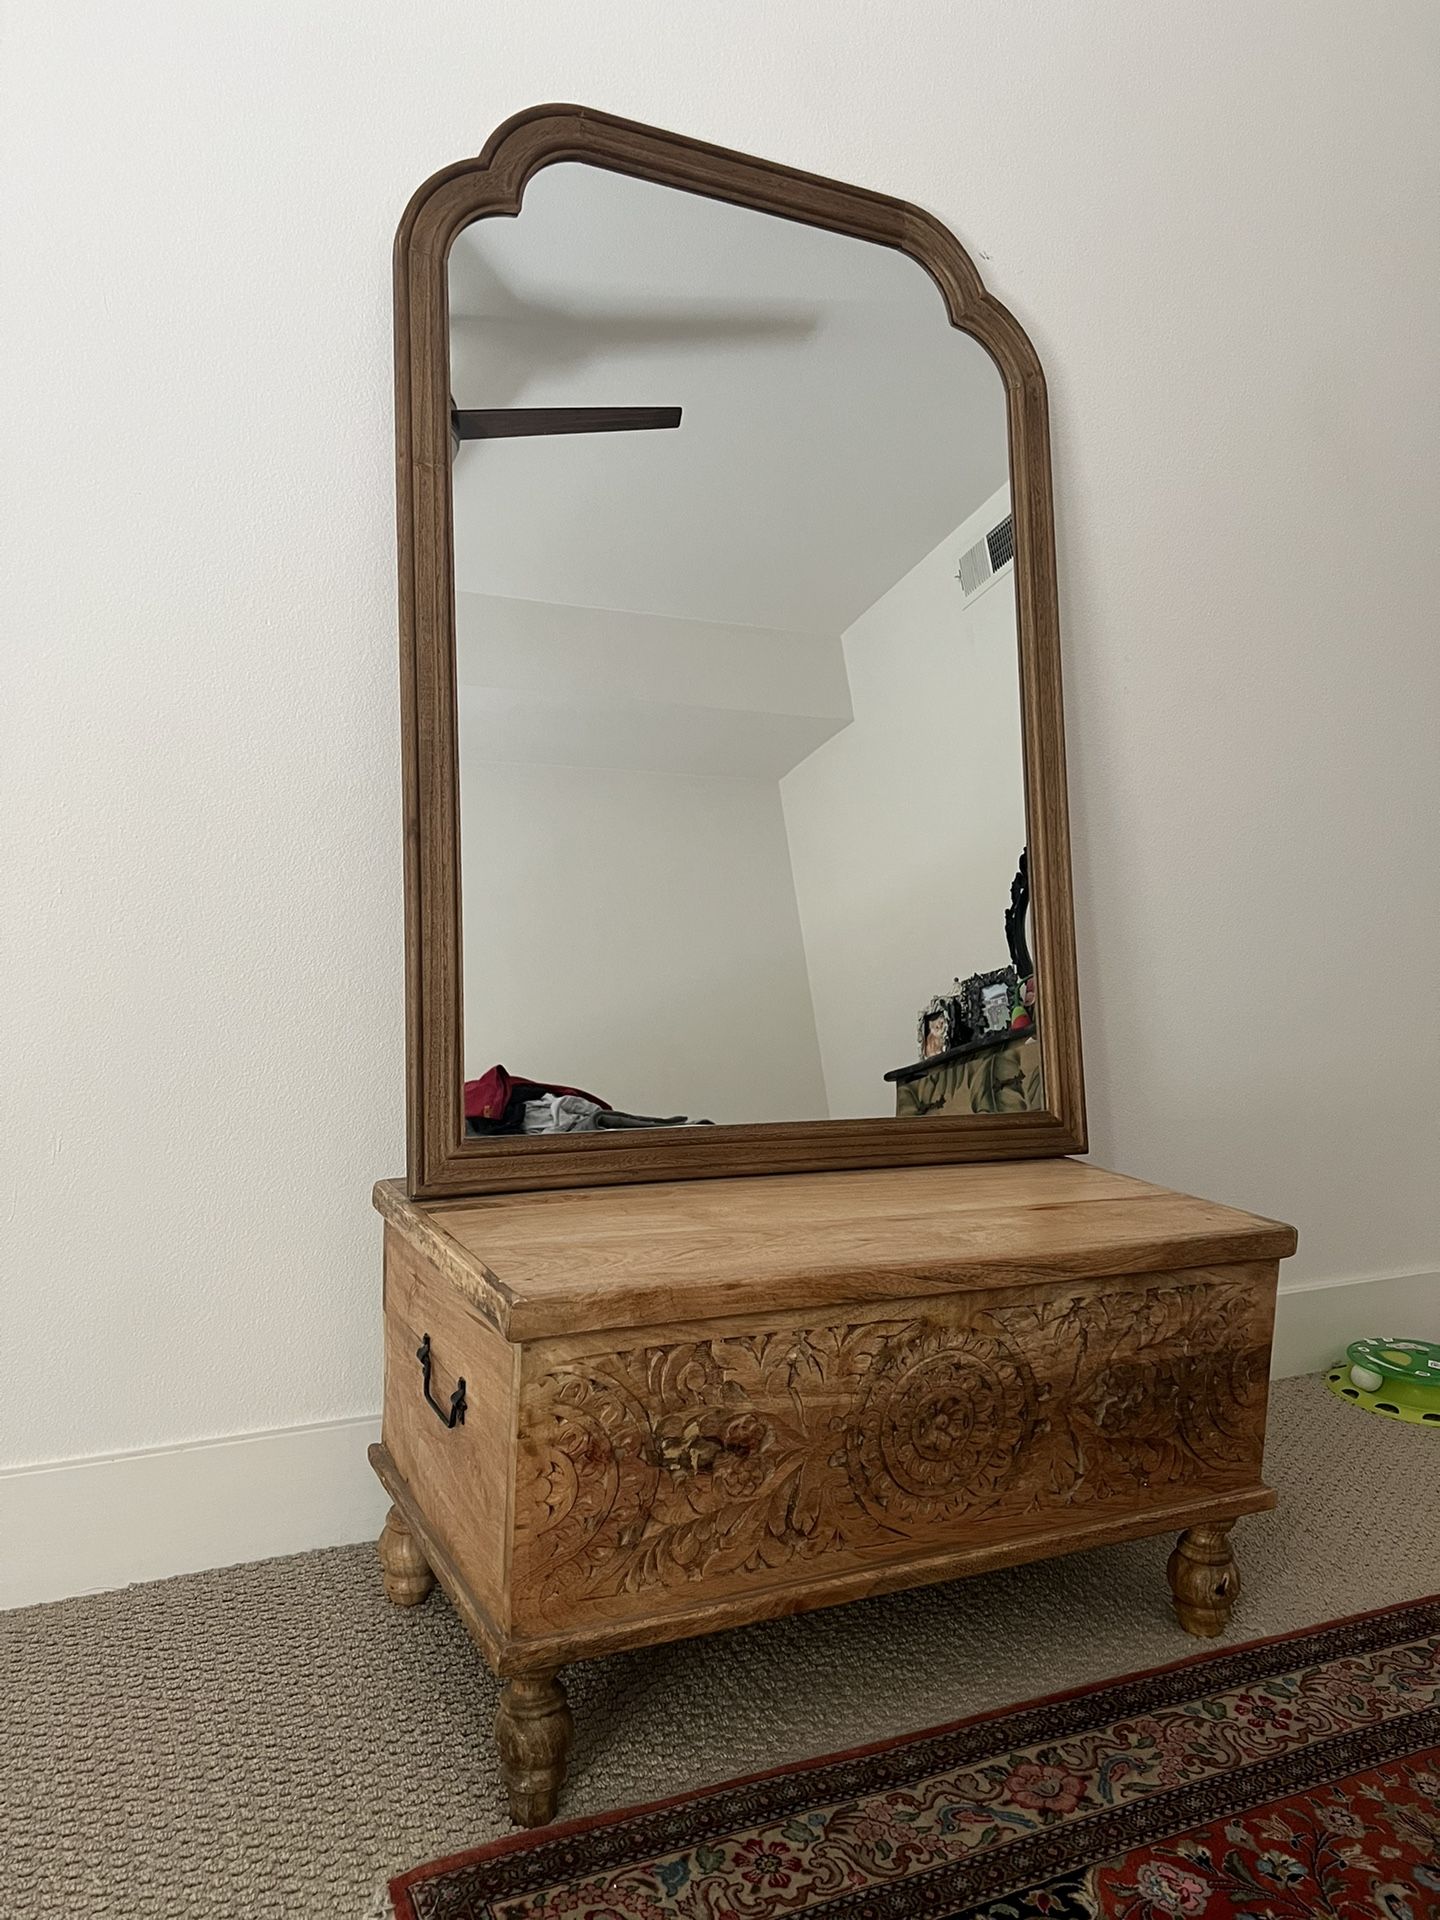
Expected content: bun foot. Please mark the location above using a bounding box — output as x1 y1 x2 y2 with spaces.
496 1671 574 1827
1167 1521 1239 1637
378 1504 435 1607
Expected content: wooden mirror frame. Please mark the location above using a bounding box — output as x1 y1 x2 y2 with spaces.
395 104 1085 1197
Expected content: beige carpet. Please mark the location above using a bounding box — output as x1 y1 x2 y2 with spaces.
3 1374 1438 1920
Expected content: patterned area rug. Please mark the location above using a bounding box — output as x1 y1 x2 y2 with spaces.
387 1598 1440 1919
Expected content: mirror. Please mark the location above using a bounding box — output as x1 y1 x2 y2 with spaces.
396 107 1082 1196
449 162 1037 1140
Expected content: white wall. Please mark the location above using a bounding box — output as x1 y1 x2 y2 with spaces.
454 589 835 1123
447 166 1010 634
458 758 828 1124
783 487 1024 1116
4 4 1439 1547
455 590 852 778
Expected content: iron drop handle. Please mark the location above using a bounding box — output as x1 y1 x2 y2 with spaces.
416 1334 467 1429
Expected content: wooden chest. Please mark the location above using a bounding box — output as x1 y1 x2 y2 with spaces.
370 1158 1296 1824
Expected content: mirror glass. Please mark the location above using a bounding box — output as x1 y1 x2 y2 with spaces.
449 163 1039 1137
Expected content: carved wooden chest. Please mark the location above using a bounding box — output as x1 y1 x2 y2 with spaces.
370 1159 1296 1825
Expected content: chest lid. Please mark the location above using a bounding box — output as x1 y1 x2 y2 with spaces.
375 1160 1296 1342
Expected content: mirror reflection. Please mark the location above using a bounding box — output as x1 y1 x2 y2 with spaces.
449 163 1039 1136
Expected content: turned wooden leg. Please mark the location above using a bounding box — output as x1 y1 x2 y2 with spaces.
377 1504 435 1607
1168 1521 1240 1637
495 1670 574 1827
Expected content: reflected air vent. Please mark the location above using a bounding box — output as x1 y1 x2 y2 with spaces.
957 513 1015 602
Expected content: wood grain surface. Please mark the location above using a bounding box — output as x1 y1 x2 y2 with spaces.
375 1160 1297 1341
381 1226 518 1631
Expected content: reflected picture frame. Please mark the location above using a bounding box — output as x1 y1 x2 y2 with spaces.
958 967 1021 1041
917 994 967 1060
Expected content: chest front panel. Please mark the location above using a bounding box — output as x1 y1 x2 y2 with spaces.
508 1263 1276 1637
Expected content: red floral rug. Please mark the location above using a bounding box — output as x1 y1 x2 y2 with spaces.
388 1597 1440 1918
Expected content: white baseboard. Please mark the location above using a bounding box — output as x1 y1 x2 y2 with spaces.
1270 1267 1438 1379
3 1269 1436 1611
0 1414 386 1611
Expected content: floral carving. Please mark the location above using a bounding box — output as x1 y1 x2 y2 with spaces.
514 1278 1270 1621
843 1320 1042 1531
1059 1286 1270 1506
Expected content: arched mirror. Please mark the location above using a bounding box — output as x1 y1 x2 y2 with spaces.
395 107 1083 1195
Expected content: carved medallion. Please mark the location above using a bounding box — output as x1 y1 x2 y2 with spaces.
843 1320 1042 1531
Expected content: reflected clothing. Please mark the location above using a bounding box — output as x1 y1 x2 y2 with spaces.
463 1065 710 1136
521 1094 711 1133
463 1065 611 1134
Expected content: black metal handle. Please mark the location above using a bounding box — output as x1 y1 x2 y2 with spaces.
416 1334 467 1428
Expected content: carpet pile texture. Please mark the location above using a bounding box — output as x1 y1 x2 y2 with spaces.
2 1375 1438 1919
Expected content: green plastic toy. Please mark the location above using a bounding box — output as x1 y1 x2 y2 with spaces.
1325 1337 1440 1427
